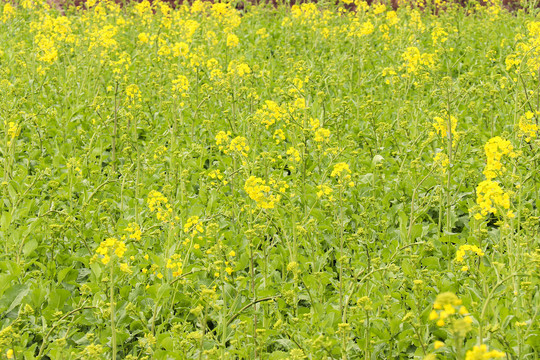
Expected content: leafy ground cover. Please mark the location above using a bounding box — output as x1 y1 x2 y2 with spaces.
0 0 539 358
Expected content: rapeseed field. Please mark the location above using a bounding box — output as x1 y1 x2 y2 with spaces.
0 0 538 358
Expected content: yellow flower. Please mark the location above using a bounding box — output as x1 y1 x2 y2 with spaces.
434 292 461 308
120 263 132 274
147 190 173 223
314 128 330 143
125 223 142 241
433 152 449 173
6 121 21 140
518 112 538 142
455 244 484 263
476 180 510 216
293 97 306 110
256 101 286 128
2 3 15 22
330 162 353 186
244 176 281 209
430 291 472 329
226 33 239 48
465 345 505 360
286 147 301 162
228 136 250 157
373 3 386 14
483 136 516 180
6 349 14 359
172 75 189 98
432 115 458 145
138 32 149 44
184 216 204 236
434 341 445 350
166 254 183 277
402 47 436 74
317 184 333 199
215 131 231 151
95 237 126 265
331 162 351 177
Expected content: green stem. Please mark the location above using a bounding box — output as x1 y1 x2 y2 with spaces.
110 261 116 360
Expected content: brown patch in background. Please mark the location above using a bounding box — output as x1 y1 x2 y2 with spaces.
44 0 528 12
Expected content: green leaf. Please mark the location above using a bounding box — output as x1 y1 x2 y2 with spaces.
23 239 38 257
1 284 30 315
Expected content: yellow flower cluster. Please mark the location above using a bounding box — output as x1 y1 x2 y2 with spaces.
473 137 516 219
147 190 172 223
506 21 540 76
244 176 281 209
227 61 251 78
432 115 458 145
215 131 231 152
5 121 21 145
134 0 152 24
154 145 167 160
434 341 445 350
429 292 472 328
256 27 269 39
172 41 189 57
349 19 374 37
401 46 436 75
125 222 142 241
432 24 448 46
228 136 250 157
172 75 189 99
518 111 538 143
286 147 301 163
291 3 318 21
0 326 17 358
455 245 484 270
94 237 126 265
184 216 203 236
119 262 132 274
433 152 449 173
465 345 505 360
475 180 511 218
30 14 74 65
226 33 239 48
215 132 249 157
316 184 334 200
483 136 516 181
87 24 118 54
208 169 228 186
255 100 287 128
456 244 484 262
331 162 354 187
138 32 150 44
273 129 285 144
386 11 398 27
125 84 141 104
2 2 15 23
166 254 183 277
372 3 386 14
331 162 350 177
314 128 331 143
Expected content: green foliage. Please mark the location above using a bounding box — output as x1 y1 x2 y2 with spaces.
0 0 538 359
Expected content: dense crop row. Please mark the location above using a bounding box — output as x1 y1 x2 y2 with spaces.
0 0 538 358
